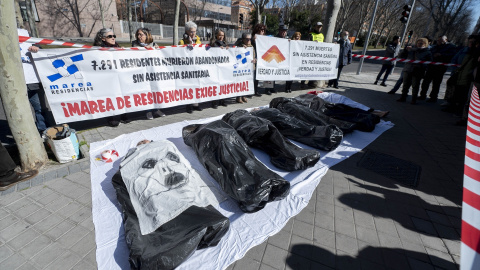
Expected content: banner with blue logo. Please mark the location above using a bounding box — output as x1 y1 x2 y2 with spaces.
32 46 254 123
256 35 340 81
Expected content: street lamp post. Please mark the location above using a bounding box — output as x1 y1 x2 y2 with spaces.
217 7 223 30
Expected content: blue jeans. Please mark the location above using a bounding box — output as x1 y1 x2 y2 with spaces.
376 64 394 83
28 90 47 132
391 72 404 93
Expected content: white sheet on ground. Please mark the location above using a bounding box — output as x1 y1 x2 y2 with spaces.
90 107 394 270
317 92 371 111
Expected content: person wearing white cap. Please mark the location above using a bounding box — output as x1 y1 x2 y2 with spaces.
309 22 324 42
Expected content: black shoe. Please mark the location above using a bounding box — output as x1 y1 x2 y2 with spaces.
186 105 193 114
121 115 131 124
387 90 396 94
380 82 387 87
374 81 378 85
0 170 38 191
220 100 228 107
286 89 292 93
212 104 218 109
417 95 427 101
271 90 277 94
426 98 437 103
193 106 203 111
333 86 339 89
266 90 272 95
153 109 166 118
254 93 262 97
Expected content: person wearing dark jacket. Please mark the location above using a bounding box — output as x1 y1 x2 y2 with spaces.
210 29 229 108
374 36 400 86
0 142 38 191
251 23 267 96
397 38 433 104
419 36 456 102
328 31 352 89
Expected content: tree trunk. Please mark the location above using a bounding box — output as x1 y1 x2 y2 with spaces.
98 0 106 28
324 0 341 43
173 0 181 45
25 0 38 37
127 0 133 41
14 0 24 29
0 1 47 171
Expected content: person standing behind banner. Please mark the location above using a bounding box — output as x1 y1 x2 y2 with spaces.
302 22 325 88
418 35 456 103
94 28 130 127
180 21 203 114
0 141 38 191
251 23 267 97
235 33 253 104
131 28 167 120
328 31 352 89
374 36 400 87
285 32 302 93
18 28 50 134
209 29 230 109
396 38 432 104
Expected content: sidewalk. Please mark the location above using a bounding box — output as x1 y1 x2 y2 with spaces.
0 70 465 269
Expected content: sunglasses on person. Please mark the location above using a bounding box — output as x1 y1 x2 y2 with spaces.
243 38 251 40
105 35 116 39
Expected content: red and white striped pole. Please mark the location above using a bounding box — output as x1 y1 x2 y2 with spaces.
461 82 480 270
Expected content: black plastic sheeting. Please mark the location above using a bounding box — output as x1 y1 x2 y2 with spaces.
293 94 380 132
222 110 321 171
270 97 357 133
112 171 230 270
251 108 343 151
183 120 290 213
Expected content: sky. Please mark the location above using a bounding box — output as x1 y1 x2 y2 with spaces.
471 2 480 32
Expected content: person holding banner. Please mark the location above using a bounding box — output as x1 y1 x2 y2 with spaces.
0 141 38 191
180 21 203 113
210 29 230 108
252 24 268 96
94 28 131 126
328 31 352 89
132 28 166 119
235 33 254 104
285 32 302 93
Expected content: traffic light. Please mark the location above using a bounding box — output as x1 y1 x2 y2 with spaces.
239 13 244 24
279 13 284 25
408 30 413 38
400 5 412 23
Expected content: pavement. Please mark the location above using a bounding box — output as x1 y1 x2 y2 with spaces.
0 66 465 270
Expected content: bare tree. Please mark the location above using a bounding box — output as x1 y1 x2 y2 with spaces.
249 0 271 23
324 0 341 42
173 0 181 45
0 0 47 171
418 0 472 37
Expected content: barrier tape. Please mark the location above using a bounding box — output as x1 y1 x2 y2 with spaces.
352 54 460 67
19 36 459 67
18 36 208 50
461 82 480 270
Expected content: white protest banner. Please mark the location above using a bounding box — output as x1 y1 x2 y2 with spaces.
255 35 339 81
289 40 339 80
255 36 290 80
32 46 254 123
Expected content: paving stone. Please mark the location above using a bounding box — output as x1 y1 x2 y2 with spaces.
0 192 24 206
84 249 97 265
67 206 91 224
292 220 314 240
411 217 437 236
433 223 460 240
259 263 277 270
420 234 448 253
310 242 336 268
7 228 40 250
56 166 70 178
407 257 435 270
16 179 31 191
262 244 288 270
334 218 356 238
285 253 311 270
314 213 334 231
267 229 291 250
0 186 16 196
335 249 360 270
70 231 96 257
447 215 461 230
395 224 423 246
1 253 26 269
44 195 73 212
0 244 14 262
355 225 379 245
56 201 84 219
46 250 82 270
382 249 410 270
75 192 92 207
79 215 94 230
442 239 461 256
30 174 45 187
71 259 96 270
311 220 335 245
426 210 452 227
68 164 82 175
400 240 429 262
0 208 8 217
289 234 313 259
310 261 334 270
18 234 52 259
360 258 386 270
357 241 384 266
43 171 58 182
15 203 42 218
317 192 335 205
233 257 261 270
245 241 267 262
425 247 456 270
334 205 354 223
352 210 375 228
25 208 52 225
374 217 398 237
315 201 334 217
57 225 90 249
335 233 358 255
36 191 61 206
16 261 38 270
295 208 315 225
33 213 63 233
5 197 31 212
45 219 76 240
0 215 19 231
378 232 403 249
0 220 29 242
28 187 54 201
